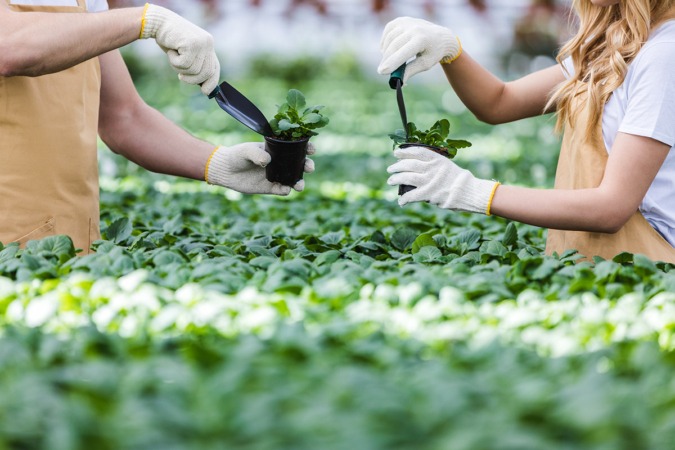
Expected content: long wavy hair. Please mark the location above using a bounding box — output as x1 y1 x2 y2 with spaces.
548 0 675 139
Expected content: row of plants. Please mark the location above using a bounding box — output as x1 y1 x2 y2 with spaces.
2 59 673 448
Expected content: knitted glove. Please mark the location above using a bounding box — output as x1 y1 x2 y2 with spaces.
378 17 462 84
387 146 499 214
205 143 314 195
140 3 220 95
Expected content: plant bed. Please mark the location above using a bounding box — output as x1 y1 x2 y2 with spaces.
390 119 471 195
265 89 329 186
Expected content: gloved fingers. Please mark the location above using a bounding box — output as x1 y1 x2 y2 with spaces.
270 183 292 196
401 53 436 84
185 57 220 96
167 47 207 75
306 141 316 155
236 142 271 168
378 39 421 77
387 171 425 188
398 186 429 206
199 58 220 96
387 158 429 175
303 158 315 174
379 17 408 51
178 51 217 79
293 179 305 192
393 146 440 162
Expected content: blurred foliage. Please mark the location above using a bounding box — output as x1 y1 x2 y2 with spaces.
247 51 367 85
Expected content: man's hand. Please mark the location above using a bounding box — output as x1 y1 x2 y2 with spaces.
378 17 462 84
140 4 220 95
205 142 315 195
387 146 498 214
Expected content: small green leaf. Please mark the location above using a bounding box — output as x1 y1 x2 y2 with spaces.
287 89 306 110
412 233 437 254
502 222 518 247
105 218 132 244
391 228 417 251
413 246 442 263
303 113 322 124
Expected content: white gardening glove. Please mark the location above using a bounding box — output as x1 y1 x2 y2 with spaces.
387 147 498 214
205 142 315 195
140 3 220 96
378 17 462 85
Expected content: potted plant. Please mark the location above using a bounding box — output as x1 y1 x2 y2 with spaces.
389 119 472 195
265 89 329 186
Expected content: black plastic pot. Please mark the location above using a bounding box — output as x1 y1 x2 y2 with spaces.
264 136 310 186
397 143 450 195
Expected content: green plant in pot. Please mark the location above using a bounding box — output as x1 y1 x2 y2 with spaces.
389 119 472 195
266 89 329 186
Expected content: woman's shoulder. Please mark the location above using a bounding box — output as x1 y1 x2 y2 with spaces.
634 23 675 68
648 20 675 45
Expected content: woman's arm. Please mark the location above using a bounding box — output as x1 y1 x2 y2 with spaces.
377 16 566 125
441 55 565 125
388 133 670 233
0 5 143 77
490 133 670 232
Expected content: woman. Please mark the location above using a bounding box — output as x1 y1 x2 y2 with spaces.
380 0 675 263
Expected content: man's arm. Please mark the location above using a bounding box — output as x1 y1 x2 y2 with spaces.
0 4 143 77
97 50 303 196
97 49 213 180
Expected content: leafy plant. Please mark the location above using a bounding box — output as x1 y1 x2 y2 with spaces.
269 89 329 140
389 119 472 158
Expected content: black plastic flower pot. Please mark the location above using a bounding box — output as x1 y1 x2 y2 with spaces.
397 143 450 195
264 136 310 187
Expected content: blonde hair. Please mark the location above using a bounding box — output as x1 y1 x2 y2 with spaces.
548 0 675 139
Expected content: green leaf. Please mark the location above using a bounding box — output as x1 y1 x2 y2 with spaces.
634 254 657 274
413 246 442 263
303 113 323 124
25 235 76 260
502 222 518 247
412 233 437 254
104 218 132 244
287 89 306 110
315 250 341 266
320 231 346 246
391 228 417 251
457 229 481 248
278 119 300 131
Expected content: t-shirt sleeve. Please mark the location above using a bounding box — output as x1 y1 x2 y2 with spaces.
561 55 574 79
619 43 675 147
87 0 108 12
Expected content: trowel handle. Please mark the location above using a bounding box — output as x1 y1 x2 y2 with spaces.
208 84 221 99
389 63 406 89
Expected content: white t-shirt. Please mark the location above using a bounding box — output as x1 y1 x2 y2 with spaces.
8 0 108 12
562 21 675 247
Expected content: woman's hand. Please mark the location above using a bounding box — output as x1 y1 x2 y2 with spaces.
378 17 461 84
387 146 498 214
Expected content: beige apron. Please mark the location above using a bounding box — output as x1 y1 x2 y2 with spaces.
545 88 675 263
0 0 101 254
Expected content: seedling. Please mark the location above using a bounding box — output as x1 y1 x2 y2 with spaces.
389 119 471 158
265 89 329 186
269 89 329 141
